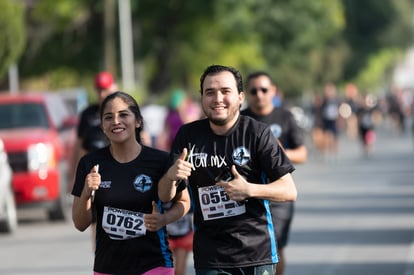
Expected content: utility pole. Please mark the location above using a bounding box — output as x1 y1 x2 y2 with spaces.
8 64 19 94
118 0 135 92
104 0 117 75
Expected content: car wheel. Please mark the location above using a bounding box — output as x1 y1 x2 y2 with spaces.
47 161 68 221
48 197 66 221
0 187 18 233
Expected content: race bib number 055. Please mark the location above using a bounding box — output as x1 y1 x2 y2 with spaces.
198 185 246 221
102 206 146 240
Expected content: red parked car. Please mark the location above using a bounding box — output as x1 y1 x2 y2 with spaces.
0 92 77 221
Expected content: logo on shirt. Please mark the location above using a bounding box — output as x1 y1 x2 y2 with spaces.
270 123 282 139
133 174 153 192
100 181 111 188
232 147 250 166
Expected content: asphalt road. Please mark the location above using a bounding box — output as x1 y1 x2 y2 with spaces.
0 122 413 275
284 123 414 275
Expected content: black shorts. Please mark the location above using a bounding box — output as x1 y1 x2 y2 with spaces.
274 216 293 249
271 202 294 249
322 119 338 136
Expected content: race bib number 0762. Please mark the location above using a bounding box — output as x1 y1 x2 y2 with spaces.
102 206 146 240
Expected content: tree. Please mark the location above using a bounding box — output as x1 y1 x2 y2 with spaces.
342 0 414 83
132 0 344 96
0 0 25 87
7 0 414 99
18 0 106 90
251 0 346 96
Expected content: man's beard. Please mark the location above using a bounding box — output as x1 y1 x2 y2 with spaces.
209 117 227 126
205 107 240 126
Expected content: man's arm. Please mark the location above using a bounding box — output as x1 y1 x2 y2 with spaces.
145 189 191 231
285 145 308 164
163 189 191 224
158 175 179 203
158 149 191 202
245 173 297 201
216 165 297 202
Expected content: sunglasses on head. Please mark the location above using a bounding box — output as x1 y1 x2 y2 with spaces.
249 87 269 95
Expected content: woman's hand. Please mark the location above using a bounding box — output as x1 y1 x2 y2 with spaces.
144 201 165 232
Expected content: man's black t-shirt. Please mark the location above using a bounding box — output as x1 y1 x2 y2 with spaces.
241 107 304 150
241 107 305 220
170 115 295 269
77 104 109 151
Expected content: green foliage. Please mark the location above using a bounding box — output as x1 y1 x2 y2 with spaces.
251 0 345 96
341 0 414 81
0 0 25 81
31 0 88 29
2 0 413 100
353 48 403 91
19 0 102 81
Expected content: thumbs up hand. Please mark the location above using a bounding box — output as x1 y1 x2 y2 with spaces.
144 201 164 232
216 165 249 201
165 148 192 182
83 164 100 199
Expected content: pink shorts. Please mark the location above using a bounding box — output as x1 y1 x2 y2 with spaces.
94 266 174 275
168 230 194 252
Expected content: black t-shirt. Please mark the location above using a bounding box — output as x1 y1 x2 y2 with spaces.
242 107 304 219
170 115 295 269
357 106 375 130
241 107 305 149
77 104 109 152
321 98 340 121
72 146 175 274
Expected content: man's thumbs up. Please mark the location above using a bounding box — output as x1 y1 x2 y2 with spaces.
166 148 191 182
216 165 249 202
179 148 188 161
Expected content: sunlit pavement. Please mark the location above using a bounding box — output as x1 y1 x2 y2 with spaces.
284 123 414 275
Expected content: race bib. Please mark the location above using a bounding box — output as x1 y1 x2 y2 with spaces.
166 213 192 236
102 206 146 240
324 103 339 120
198 185 246 221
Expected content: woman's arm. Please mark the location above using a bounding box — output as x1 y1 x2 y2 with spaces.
145 189 191 232
158 149 191 202
72 165 100 231
72 195 93 232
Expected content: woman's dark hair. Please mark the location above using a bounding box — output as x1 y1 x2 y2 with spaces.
100 91 143 143
199 65 243 95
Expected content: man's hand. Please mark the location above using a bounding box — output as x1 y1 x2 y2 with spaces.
166 148 192 183
216 165 250 201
